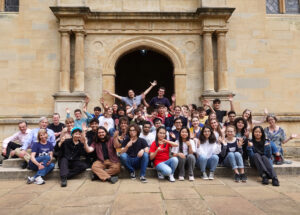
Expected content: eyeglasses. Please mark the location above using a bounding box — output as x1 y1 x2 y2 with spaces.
129 129 136 132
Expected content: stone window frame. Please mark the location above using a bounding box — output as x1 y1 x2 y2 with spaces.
267 0 300 14
0 0 19 12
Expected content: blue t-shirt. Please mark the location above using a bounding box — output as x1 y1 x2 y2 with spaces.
121 95 142 107
31 141 54 157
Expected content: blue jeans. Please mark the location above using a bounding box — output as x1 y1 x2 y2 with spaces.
29 155 55 178
155 157 178 176
223 152 244 169
120 152 149 177
196 154 219 172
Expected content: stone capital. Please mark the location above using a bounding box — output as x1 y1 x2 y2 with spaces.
215 29 228 35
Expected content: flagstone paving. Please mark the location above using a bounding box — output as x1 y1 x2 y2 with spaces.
0 176 300 215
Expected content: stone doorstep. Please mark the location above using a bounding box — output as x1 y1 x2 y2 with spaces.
0 159 300 180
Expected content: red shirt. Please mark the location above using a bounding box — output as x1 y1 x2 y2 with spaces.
150 141 171 167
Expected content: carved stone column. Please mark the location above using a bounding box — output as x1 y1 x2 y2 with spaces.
217 30 229 92
203 31 215 93
74 31 85 92
59 30 70 92
174 74 187 105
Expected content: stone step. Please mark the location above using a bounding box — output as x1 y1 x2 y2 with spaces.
0 160 300 180
284 147 300 158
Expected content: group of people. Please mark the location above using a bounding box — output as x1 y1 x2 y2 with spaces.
1 80 298 187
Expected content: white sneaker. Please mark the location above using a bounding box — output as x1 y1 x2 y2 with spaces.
34 176 45 185
169 174 175 182
208 172 214 180
202 172 209 180
27 176 35 184
157 172 164 180
189 175 195 181
178 176 185 181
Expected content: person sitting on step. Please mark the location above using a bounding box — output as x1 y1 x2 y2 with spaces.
84 126 121 184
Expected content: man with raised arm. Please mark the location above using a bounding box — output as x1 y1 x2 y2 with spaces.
203 95 235 123
104 80 157 107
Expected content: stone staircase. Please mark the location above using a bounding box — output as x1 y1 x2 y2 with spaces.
1 158 300 180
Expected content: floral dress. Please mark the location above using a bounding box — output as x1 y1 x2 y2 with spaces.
264 127 286 155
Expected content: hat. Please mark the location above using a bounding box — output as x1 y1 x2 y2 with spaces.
71 127 82 136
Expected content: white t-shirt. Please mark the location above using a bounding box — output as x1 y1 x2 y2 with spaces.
98 116 114 131
171 139 196 156
196 140 221 158
139 132 155 147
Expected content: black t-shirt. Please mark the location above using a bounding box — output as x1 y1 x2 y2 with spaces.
206 109 227 123
48 123 65 140
101 141 109 160
149 97 171 108
122 137 148 157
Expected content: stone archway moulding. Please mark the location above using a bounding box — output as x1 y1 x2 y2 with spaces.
102 36 187 105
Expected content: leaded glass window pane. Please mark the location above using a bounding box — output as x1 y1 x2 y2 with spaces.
266 0 280 14
5 0 19 12
285 0 300 13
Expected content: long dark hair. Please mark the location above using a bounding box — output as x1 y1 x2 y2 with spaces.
95 126 110 143
155 126 167 148
199 125 216 144
252 126 266 154
234 117 248 136
179 127 190 153
252 126 266 143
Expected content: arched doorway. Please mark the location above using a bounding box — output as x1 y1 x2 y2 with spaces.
115 49 174 103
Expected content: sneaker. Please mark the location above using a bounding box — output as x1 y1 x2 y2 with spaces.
234 174 240 182
91 173 99 181
140 176 148 183
34 176 45 185
130 172 136 180
157 172 164 180
61 177 67 187
169 174 175 182
272 177 280 186
208 172 214 180
27 176 35 184
108 176 119 184
178 176 185 181
202 172 209 180
283 159 292 164
262 176 269 185
240 173 247 182
189 175 194 181
20 161 28 169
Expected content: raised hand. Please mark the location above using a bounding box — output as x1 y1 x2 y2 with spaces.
264 108 269 115
228 94 233 102
171 94 176 103
66 107 70 114
291 134 298 139
202 99 209 106
103 90 109 95
150 80 157 87
84 96 90 104
99 97 104 104
169 132 176 140
248 141 253 147
237 137 244 147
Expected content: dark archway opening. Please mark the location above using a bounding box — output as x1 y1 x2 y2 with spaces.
115 49 174 104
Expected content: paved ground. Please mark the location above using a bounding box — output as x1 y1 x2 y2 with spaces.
0 175 300 215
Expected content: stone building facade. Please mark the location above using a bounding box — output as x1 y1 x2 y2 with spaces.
0 0 300 152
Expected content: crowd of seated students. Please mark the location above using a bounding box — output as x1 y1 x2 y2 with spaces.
1 80 299 187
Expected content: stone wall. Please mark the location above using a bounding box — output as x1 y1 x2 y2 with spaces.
0 0 300 147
